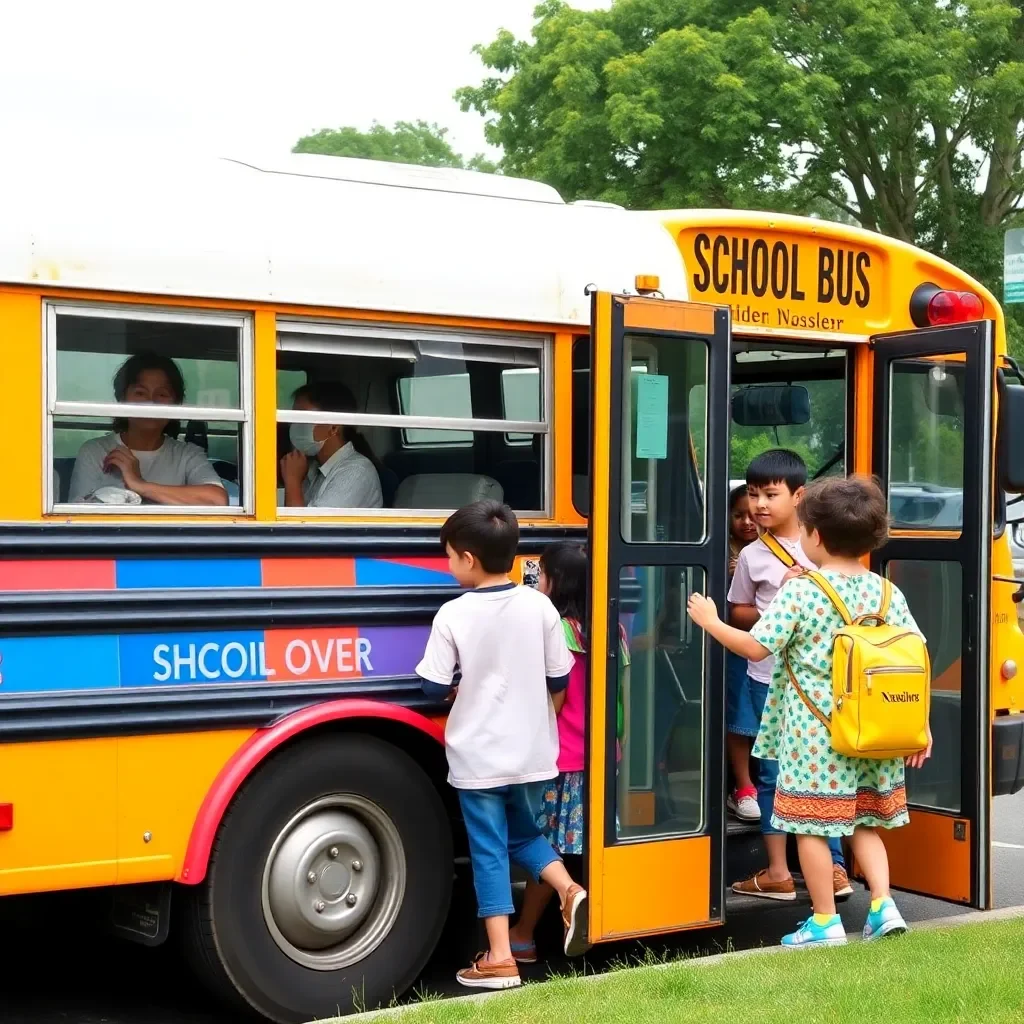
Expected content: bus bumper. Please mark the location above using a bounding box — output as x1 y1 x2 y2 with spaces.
993 715 1024 796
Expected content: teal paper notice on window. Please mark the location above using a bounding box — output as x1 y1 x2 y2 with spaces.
634 373 669 459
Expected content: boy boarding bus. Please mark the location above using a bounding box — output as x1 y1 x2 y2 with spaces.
0 152 1021 1021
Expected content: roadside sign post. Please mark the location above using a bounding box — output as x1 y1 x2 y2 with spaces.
1005 228 1024 305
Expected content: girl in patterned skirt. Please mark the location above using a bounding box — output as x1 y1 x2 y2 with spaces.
508 542 628 963
687 476 933 949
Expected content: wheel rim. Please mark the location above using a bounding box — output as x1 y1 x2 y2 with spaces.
261 794 406 971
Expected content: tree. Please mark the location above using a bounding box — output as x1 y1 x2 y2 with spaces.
457 0 1024 345
293 120 497 173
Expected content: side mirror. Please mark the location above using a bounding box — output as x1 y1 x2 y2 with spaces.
999 381 1024 492
731 385 810 427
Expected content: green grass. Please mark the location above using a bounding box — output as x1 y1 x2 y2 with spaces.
331 918 1024 1024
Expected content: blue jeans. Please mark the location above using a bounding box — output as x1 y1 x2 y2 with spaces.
726 656 761 736
458 782 560 918
758 758 845 868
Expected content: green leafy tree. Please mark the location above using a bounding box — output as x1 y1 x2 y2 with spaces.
294 120 497 173
457 0 1024 350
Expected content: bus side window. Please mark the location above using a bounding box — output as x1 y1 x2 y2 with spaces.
276 322 551 515
46 303 250 514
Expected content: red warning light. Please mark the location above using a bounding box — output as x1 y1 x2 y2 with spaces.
910 283 985 328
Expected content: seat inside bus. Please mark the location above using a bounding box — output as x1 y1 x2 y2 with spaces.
394 473 503 509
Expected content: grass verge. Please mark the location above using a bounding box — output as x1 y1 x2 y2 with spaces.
326 917 1024 1024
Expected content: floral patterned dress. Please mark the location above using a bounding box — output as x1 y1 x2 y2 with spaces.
750 570 920 838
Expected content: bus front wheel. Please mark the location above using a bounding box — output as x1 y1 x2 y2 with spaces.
181 732 453 1023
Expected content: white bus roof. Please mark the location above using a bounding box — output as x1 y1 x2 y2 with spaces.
0 151 687 326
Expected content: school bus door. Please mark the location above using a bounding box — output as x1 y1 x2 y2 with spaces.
870 321 993 908
585 293 730 941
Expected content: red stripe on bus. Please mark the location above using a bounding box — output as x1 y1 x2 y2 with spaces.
0 559 116 591
260 557 356 588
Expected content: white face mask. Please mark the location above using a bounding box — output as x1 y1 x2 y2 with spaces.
289 422 325 457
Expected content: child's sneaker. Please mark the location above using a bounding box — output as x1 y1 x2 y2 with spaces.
456 953 521 990
781 915 848 949
727 786 760 822
863 897 908 941
561 883 589 957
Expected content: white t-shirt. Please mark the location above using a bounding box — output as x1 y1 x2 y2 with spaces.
416 583 573 790
69 433 226 503
727 533 813 683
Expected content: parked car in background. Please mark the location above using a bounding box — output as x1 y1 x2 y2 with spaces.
889 484 964 529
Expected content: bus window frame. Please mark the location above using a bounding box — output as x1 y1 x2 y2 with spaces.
274 318 554 519
44 300 255 517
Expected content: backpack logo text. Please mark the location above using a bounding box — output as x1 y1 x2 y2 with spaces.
881 690 921 704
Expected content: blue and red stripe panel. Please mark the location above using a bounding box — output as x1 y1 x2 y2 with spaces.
0 556 457 592
0 625 433 694
0 557 454 696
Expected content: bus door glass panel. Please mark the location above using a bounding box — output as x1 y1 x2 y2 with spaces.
872 325 992 909
586 295 730 943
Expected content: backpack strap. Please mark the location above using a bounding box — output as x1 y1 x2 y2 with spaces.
783 652 831 733
760 530 797 569
852 576 893 626
879 577 893 620
803 570 853 626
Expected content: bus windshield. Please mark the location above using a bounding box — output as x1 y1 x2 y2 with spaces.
690 344 848 483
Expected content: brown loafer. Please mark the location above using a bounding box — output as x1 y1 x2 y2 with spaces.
731 869 797 901
561 883 589 957
456 952 521 990
834 865 854 899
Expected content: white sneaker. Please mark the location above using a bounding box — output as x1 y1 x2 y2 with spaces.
727 789 761 822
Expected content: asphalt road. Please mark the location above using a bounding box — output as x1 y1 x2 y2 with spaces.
2 789 1021 1024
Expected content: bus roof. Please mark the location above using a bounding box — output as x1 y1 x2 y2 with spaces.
0 151 687 326
648 209 1000 343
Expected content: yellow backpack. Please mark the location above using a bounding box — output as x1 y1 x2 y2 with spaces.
785 571 931 760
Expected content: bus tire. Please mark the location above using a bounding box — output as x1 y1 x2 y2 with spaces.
180 732 453 1023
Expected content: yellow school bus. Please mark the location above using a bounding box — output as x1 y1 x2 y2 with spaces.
586 210 1024 942
0 152 1021 1022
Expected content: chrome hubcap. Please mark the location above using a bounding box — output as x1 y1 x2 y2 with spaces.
261 795 406 971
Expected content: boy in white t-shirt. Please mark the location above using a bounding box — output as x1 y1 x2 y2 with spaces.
417 500 588 991
727 450 851 902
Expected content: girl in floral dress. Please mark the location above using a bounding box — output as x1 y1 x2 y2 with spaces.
688 476 933 949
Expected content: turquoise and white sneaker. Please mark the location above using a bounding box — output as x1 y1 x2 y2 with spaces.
781 916 848 949
863 898 908 941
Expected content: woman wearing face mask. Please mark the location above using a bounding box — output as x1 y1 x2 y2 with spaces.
281 381 384 509
69 352 228 506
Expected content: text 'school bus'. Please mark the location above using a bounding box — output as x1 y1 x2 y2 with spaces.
0 153 1022 1022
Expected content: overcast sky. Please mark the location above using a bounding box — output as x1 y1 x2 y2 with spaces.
2 0 609 162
